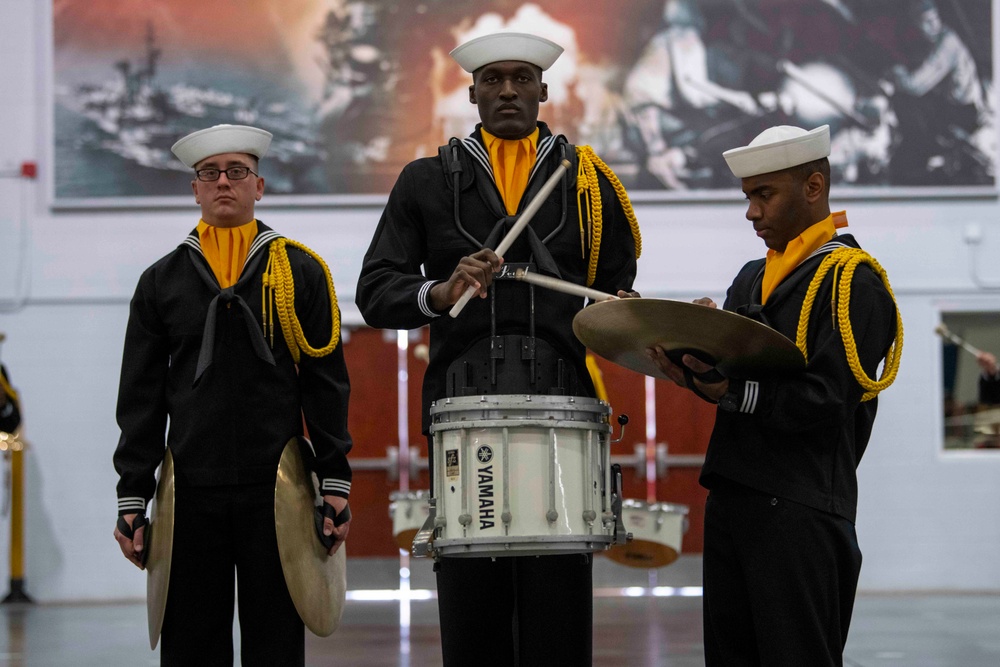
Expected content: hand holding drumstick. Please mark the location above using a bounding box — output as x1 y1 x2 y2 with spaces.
449 160 572 317
429 249 503 312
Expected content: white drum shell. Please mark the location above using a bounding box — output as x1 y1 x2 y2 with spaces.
430 395 613 558
607 499 689 569
389 490 430 552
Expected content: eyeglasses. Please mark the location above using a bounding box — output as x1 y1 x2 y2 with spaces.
195 166 258 182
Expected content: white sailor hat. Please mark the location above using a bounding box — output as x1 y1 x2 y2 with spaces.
723 125 830 178
450 32 563 73
171 124 273 168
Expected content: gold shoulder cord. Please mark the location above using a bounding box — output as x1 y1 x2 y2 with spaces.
575 146 642 286
261 238 341 364
795 247 904 401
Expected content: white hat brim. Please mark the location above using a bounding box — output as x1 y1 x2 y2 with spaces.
450 32 563 73
171 124 273 168
723 125 830 178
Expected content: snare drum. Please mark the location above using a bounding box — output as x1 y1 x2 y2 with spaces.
429 395 614 558
388 490 431 553
606 499 688 568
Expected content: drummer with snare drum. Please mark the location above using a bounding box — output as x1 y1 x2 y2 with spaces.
356 30 640 667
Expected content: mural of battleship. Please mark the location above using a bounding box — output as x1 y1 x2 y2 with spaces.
54 22 328 199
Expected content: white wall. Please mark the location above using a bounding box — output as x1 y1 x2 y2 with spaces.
1 0 1000 601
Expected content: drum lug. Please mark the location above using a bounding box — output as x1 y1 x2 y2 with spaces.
609 463 629 545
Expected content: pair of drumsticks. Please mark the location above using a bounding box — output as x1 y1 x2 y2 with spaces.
449 160 618 318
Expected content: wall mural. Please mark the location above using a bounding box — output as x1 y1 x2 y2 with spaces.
52 0 996 203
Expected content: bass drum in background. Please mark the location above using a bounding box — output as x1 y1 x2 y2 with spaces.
389 490 431 553
605 499 688 569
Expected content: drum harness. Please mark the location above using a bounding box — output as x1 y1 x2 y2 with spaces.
440 136 641 394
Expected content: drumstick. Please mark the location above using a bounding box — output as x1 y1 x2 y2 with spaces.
513 269 619 302
449 159 573 318
935 324 983 357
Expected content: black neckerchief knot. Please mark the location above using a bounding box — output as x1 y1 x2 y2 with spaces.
188 246 276 387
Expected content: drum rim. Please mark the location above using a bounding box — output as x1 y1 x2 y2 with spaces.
434 533 613 557
430 393 610 414
429 418 611 433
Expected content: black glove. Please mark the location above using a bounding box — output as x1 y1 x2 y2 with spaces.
117 512 150 566
313 501 351 552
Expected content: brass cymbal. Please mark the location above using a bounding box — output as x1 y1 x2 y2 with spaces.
146 448 175 650
274 438 347 637
573 298 805 380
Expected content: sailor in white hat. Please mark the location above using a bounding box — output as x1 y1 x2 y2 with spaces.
170 124 272 228
722 124 834 252
114 122 354 663
357 30 641 667
646 122 901 665
449 32 563 141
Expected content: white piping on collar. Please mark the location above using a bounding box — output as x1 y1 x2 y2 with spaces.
460 134 558 188
182 227 284 272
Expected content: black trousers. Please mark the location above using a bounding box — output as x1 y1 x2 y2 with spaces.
160 483 304 666
436 553 594 667
702 484 862 667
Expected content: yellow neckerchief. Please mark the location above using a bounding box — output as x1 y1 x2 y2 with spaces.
761 211 848 304
481 127 539 215
197 219 258 288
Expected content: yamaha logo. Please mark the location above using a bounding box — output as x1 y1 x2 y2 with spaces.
477 446 495 529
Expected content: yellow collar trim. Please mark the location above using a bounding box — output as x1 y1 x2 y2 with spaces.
196 219 258 289
481 127 539 215
761 211 848 304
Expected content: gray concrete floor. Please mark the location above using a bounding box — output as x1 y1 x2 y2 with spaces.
1 556 999 666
